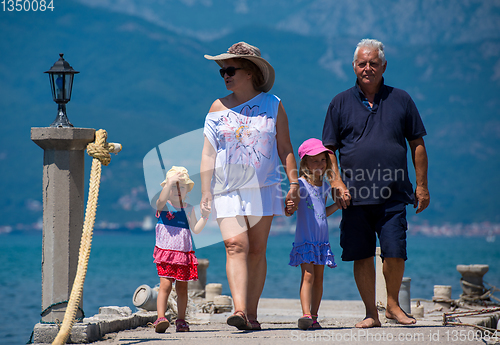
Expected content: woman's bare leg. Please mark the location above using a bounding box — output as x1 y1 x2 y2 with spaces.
219 216 250 315
246 216 273 321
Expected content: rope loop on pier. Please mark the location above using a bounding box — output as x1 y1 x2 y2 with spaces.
40 301 85 322
51 129 121 345
459 279 500 304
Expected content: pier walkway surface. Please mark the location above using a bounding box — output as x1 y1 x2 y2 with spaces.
69 299 499 345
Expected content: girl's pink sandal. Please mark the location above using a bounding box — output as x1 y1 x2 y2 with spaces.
249 319 261 330
309 321 322 329
175 319 190 332
152 317 170 333
309 315 322 329
298 314 313 330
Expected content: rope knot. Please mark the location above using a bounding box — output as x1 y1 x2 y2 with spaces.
86 129 121 166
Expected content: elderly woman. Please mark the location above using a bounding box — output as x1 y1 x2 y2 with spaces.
200 42 299 330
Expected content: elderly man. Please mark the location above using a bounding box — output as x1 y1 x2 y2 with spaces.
322 39 430 328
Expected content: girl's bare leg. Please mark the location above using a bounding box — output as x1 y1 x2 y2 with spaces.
157 277 174 318
300 263 314 316
175 281 188 320
310 265 325 317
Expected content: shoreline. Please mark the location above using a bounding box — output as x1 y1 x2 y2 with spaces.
2 218 500 238
1 227 499 238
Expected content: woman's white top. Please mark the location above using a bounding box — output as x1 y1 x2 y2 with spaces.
204 92 282 195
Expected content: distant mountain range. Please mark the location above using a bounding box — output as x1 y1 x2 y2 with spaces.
76 0 500 45
1 0 499 231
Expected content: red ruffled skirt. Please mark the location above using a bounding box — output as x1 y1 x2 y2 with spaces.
153 246 198 281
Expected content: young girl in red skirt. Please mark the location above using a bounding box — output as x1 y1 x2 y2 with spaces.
152 166 210 333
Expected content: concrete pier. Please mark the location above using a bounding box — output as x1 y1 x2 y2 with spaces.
30 299 499 345
31 127 95 323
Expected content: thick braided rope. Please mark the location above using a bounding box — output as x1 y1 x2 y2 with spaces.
86 130 111 166
52 129 113 345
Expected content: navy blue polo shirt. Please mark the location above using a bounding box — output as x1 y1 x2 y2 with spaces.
322 79 426 205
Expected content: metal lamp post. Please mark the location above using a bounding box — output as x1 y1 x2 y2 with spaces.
45 53 79 127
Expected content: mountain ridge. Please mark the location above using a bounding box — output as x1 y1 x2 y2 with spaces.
75 0 500 45
1 0 499 229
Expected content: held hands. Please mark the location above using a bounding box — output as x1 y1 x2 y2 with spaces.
285 200 295 216
190 192 211 235
284 183 300 216
200 202 211 220
414 185 430 214
331 181 351 209
200 191 212 219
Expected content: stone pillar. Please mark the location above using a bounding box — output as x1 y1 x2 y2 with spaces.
31 127 95 323
188 258 209 295
456 264 489 299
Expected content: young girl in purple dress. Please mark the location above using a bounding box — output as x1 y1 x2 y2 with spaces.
152 166 210 333
287 138 347 330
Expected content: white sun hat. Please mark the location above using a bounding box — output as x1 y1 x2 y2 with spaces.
160 166 194 192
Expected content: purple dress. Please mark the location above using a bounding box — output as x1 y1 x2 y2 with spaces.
289 178 336 268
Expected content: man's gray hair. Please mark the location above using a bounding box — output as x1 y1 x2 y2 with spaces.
353 39 386 65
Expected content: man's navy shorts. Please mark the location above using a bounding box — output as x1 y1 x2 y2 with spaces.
340 201 408 261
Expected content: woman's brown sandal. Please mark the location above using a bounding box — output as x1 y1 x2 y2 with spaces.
227 310 252 330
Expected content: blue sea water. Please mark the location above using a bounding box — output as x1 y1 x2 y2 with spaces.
1 231 499 344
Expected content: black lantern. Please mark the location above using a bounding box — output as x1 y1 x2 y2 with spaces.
45 53 79 127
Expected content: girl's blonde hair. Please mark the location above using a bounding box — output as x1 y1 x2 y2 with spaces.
299 153 334 183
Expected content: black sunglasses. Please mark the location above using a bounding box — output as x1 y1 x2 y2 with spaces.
219 67 242 78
